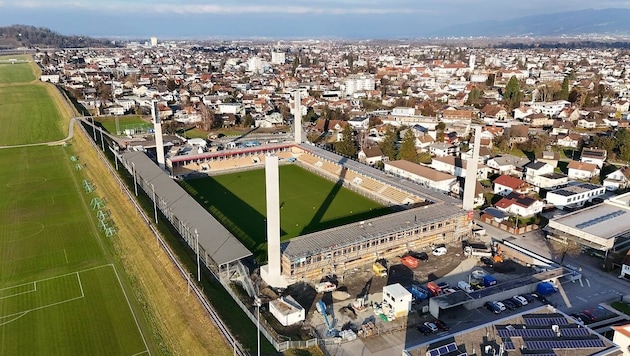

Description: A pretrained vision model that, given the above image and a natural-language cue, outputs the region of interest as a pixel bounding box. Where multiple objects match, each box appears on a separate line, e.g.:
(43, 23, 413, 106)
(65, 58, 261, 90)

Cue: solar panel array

(525, 353, 557, 356)
(498, 327, 590, 338)
(550, 189, 573, 197)
(428, 342, 458, 356)
(523, 316, 569, 326)
(576, 210, 626, 229)
(525, 339, 606, 349)
(504, 341, 515, 350)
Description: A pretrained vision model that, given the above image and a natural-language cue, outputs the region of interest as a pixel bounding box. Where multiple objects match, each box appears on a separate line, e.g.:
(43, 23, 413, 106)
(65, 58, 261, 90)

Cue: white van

(458, 280, 473, 293)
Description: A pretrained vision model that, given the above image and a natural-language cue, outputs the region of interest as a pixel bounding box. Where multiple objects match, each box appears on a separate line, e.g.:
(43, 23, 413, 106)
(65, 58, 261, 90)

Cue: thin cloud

(0, 1, 423, 15)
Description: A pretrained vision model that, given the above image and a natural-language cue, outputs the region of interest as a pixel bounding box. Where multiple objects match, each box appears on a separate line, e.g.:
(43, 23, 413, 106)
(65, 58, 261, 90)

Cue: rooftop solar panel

(525, 339, 605, 350)
(559, 327, 590, 337)
(523, 317, 568, 326)
(428, 342, 458, 356)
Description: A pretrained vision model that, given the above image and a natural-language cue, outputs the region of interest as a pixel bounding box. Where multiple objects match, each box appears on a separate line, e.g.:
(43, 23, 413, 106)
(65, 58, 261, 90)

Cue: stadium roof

(121, 151, 252, 266)
(282, 203, 465, 261)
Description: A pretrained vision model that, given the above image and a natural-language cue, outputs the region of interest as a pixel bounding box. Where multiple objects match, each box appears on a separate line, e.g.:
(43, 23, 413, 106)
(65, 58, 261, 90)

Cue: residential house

(536, 151, 560, 168)
(481, 104, 509, 120)
(486, 154, 530, 177)
(255, 112, 284, 128)
(531, 172, 570, 190)
(508, 125, 530, 146)
(384, 160, 457, 193)
(493, 175, 532, 196)
(555, 133, 582, 148)
(358, 146, 386, 166)
(546, 182, 606, 209)
(430, 156, 489, 180)
(513, 106, 535, 120)
(567, 160, 600, 180)
(524, 113, 554, 127)
(524, 161, 554, 186)
(429, 142, 459, 157)
(580, 147, 607, 168)
(551, 120, 574, 135)
(577, 117, 598, 129)
(495, 192, 544, 218)
(603, 166, 630, 190)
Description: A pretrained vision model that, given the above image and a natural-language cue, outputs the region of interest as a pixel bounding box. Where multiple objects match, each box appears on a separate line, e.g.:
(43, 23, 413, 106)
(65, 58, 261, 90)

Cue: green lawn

(93, 115, 151, 135)
(0, 62, 36, 83)
(0, 146, 152, 355)
(180, 165, 391, 260)
(182, 127, 209, 139)
(0, 84, 65, 145)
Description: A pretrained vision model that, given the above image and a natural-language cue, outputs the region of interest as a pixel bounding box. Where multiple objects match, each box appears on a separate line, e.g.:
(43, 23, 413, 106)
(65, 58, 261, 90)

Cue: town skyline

(2, 1, 630, 39)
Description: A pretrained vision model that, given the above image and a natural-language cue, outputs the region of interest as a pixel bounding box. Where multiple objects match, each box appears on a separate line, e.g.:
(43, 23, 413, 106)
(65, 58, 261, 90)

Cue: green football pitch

(0, 146, 151, 355)
(0, 59, 154, 355)
(180, 164, 392, 259)
(93, 115, 152, 136)
(0, 57, 36, 83)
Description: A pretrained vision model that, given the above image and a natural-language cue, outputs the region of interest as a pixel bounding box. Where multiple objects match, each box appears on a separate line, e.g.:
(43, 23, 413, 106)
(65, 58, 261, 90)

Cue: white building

(612, 323, 630, 356)
(271, 52, 286, 65)
(344, 74, 375, 95)
(218, 103, 244, 115)
(530, 100, 570, 117)
(269, 296, 305, 326)
(150, 37, 158, 47)
(384, 160, 456, 194)
(546, 182, 606, 209)
(382, 284, 412, 318)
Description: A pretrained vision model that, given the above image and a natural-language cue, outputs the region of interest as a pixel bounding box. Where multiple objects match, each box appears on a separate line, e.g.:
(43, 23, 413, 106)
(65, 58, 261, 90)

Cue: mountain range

(433, 8, 630, 38)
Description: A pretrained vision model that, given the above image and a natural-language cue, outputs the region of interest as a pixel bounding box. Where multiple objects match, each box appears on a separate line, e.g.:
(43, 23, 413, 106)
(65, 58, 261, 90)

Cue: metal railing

(77, 120, 248, 356)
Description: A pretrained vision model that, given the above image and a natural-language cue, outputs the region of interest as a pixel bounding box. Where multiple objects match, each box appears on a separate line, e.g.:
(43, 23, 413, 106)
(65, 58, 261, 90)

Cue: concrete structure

(384, 160, 456, 194)
(271, 52, 286, 65)
(612, 323, 630, 356)
(261, 154, 287, 288)
(382, 284, 412, 318)
(463, 126, 481, 210)
(546, 182, 605, 209)
(269, 296, 305, 326)
(151, 100, 165, 169)
(621, 249, 630, 279)
(150, 36, 157, 47)
(294, 91, 302, 144)
(546, 192, 630, 253)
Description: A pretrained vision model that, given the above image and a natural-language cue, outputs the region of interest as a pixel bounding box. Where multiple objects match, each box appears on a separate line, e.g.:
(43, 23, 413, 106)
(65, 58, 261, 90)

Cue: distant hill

(0, 25, 117, 49)
(433, 8, 630, 38)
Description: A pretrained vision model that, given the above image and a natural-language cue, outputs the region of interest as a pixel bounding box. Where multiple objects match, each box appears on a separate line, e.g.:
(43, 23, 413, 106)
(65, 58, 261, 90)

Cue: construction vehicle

(316, 300, 336, 337)
(372, 262, 387, 277)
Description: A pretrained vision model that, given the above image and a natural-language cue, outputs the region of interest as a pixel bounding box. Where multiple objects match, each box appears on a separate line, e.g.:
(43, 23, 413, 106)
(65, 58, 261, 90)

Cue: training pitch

(181, 164, 391, 259)
(0, 60, 154, 355)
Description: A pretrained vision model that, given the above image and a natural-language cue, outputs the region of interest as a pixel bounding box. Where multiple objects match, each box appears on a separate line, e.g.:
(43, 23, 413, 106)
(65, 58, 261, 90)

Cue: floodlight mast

(195, 229, 200, 282)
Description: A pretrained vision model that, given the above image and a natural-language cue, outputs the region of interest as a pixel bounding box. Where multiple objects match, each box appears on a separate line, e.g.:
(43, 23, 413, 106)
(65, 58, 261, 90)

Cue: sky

(1, 0, 630, 39)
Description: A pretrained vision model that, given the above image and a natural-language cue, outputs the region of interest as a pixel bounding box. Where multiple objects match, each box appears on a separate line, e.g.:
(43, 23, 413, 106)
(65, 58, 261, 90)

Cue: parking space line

(557, 283, 572, 308)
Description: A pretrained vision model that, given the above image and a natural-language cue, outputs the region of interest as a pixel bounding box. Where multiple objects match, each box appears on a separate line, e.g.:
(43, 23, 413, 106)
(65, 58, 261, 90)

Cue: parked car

(495, 301, 507, 311)
(433, 319, 449, 331)
(511, 295, 529, 306)
(437, 282, 450, 290)
(424, 322, 439, 333)
(417, 324, 432, 335)
(571, 313, 591, 324)
(521, 293, 536, 303)
(432, 247, 447, 256)
(502, 299, 518, 310)
(531, 293, 552, 305)
(480, 256, 494, 267)
(471, 269, 487, 279)
(409, 251, 429, 261)
(484, 301, 502, 314)
(443, 288, 458, 295)
(581, 310, 597, 322)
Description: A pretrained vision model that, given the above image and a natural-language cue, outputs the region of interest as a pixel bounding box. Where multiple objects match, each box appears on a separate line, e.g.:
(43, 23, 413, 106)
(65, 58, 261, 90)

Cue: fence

(77, 119, 248, 356)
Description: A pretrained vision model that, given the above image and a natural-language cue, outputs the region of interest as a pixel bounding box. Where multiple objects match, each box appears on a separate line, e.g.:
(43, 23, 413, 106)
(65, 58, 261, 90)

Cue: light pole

(131, 162, 138, 196)
(151, 183, 158, 224)
(195, 229, 200, 282)
(254, 296, 261, 356)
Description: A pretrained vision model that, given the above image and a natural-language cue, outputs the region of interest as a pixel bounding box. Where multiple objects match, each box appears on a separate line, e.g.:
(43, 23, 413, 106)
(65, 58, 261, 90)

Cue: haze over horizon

(2, 1, 630, 39)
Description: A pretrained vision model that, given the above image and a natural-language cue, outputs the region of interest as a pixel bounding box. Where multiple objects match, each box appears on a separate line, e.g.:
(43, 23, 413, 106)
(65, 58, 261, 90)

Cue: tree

(466, 87, 482, 105)
(242, 113, 254, 128)
(485, 73, 495, 87)
(397, 129, 418, 162)
(436, 121, 446, 143)
(335, 125, 357, 157)
(503, 76, 523, 111)
(291, 57, 300, 76)
(559, 76, 570, 101)
(379, 128, 398, 161)
(166, 78, 178, 92)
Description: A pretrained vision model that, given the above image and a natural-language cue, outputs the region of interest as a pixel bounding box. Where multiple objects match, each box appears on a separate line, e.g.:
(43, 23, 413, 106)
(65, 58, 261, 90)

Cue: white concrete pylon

(152, 100, 165, 169)
(463, 125, 481, 211)
(294, 91, 302, 144)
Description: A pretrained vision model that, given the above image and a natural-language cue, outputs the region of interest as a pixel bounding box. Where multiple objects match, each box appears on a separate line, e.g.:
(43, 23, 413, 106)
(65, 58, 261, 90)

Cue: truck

(482, 275, 497, 287)
(536, 281, 558, 296)
(315, 281, 337, 293)
(372, 262, 388, 277)
(426, 282, 443, 297)
(401, 255, 419, 269)
(457, 280, 473, 293)
(463, 240, 492, 257)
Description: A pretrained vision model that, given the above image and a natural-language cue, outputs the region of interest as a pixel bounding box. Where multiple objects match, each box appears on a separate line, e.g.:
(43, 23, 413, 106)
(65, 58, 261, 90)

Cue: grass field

(0, 61, 36, 83)
(181, 164, 391, 259)
(94, 115, 152, 135)
(0, 146, 152, 355)
(0, 84, 66, 145)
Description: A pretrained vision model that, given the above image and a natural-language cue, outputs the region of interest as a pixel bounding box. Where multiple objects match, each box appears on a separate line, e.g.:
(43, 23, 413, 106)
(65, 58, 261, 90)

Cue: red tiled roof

(493, 175, 525, 189)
